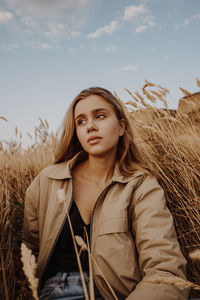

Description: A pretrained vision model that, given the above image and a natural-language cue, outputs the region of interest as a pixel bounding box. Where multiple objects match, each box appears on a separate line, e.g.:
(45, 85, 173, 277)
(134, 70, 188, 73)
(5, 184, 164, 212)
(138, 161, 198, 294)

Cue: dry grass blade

(0, 116, 8, 122)
(145, 92, 157, 103)
(157, 85, 170, 94)
(57, 189, 89, 300)
(35, 126, 42, 135)
(135, 90, 151, 108)
(149, 90, 162, 97)
(0, 248, 9, 300)
(158, 89, 167, 96)
(189, 249, 200, 261)
(196, 78, 200, 88)
(125, 100, 138, 109)
(179, 87, 192, 96)
(124, 88, 140, 103)
(34, 128, 38, 138)
(45, 119, 49, 129)
(89, 255, 118, 300)
(84, 228, 95, 300)
(75, 235, 95, 300)
(15, 126, 18, 136)
(27, 132, 33, 140)
(75, 230, 118, 300)
(113, 91, 121, 102)
(145, 276, 200, 290)
(145, 79, 155, 87)
(39, 117, 45, 128)
(0, 140, 3, 150)
(21, 243, 39, 300)
(148, 90, 168, 108)
(142, 80, 155, 91)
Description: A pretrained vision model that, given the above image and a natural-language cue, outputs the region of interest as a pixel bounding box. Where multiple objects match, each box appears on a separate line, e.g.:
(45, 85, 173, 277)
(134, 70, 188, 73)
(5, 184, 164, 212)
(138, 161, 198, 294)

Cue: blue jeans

(39, 271, 104, 300)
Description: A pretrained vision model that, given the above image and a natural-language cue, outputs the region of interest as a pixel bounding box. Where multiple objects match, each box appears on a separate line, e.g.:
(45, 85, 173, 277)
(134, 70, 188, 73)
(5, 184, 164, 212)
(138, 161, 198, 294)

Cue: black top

(43, 200, 90, 282)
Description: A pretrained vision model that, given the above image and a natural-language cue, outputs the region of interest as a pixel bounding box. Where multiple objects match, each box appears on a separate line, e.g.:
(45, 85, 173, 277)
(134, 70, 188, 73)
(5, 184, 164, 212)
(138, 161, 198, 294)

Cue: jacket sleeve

(126, 174, 189, 300)
(22, 177, 40, 259)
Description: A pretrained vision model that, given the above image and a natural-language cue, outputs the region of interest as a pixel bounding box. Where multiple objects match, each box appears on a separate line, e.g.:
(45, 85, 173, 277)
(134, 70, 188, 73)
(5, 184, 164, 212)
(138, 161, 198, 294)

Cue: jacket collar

(47, 151, 144, 183)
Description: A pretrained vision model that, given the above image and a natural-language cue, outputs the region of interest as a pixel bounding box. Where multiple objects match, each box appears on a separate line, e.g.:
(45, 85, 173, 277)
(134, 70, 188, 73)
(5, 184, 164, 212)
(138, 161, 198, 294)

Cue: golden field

(0, 80, 200, 299)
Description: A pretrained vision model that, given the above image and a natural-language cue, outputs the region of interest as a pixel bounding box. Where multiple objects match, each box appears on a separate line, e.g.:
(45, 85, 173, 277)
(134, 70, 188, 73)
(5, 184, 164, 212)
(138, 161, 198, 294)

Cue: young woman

(22, 87, 189, 300)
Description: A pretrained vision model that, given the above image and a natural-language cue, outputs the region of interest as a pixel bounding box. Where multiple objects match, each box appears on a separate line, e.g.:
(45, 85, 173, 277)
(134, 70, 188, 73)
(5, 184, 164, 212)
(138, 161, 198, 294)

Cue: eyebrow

(75, 108, 109, 120)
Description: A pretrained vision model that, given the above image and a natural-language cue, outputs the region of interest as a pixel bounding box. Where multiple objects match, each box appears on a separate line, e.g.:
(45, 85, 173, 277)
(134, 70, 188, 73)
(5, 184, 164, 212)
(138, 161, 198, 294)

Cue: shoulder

(128, 171, 164, 202)
(39, 162, 69, 179)
(27, 161, 70, 194)
(128, 170, 159, 187)
(38, 160, 71, 180)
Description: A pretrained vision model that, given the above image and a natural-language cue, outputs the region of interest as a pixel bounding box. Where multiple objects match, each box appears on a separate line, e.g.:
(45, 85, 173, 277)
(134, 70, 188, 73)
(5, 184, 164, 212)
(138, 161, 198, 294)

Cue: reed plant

(0, 80, 200, 299)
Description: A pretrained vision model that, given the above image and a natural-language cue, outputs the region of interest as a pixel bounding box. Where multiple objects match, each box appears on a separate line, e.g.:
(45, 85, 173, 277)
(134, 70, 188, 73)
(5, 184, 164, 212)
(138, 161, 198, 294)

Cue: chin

(87, 147, 117, 158)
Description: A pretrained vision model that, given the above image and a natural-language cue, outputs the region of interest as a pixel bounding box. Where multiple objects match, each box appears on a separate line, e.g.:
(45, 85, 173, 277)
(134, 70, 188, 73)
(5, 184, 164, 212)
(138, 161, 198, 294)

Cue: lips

(87, 136, 102, 143)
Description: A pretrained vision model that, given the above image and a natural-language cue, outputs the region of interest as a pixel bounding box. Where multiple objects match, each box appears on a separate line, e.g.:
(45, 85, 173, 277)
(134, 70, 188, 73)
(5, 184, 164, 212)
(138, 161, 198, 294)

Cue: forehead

(74, 94, 114, 117)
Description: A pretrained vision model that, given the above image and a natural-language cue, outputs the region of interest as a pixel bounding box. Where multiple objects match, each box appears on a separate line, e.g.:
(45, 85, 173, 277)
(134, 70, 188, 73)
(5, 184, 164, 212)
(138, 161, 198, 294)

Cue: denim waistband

(44, 271, 89, 285)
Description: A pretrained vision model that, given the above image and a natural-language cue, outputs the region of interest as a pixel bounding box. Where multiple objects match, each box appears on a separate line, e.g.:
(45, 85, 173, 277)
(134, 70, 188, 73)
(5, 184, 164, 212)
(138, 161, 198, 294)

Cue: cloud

(23, 41, 57, 50)
(122, 3, 157, 34)
(175, 19, 190, 30)
(175, 13, 200, 29)
(104, 45, 116, 52)
(86, 3, 155, 40)
(20, 16, 38, 30)
(148, 20, 156, 27)
(0, 0, 94, 47)
(0, 10, 13, 23)
(120, 65, 139, 72)
(45, 23, 65, 38)
(0, 43, 19, 51)
(2, 0, 94, 17)
(87, 20, 119, 39)
(123, 4, 148, 22)
(135, 25, 147, 33)
(150, 46, 157, 51)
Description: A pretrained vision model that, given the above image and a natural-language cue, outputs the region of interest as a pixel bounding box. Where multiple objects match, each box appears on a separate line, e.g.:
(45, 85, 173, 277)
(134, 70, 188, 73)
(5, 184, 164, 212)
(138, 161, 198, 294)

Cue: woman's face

(74, 95, 125, 158)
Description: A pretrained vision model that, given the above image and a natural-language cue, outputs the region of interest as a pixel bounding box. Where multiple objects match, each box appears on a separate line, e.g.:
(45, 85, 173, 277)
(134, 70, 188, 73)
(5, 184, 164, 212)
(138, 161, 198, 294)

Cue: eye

(77, 119, 86, 125)
(96, 113, 105, 119)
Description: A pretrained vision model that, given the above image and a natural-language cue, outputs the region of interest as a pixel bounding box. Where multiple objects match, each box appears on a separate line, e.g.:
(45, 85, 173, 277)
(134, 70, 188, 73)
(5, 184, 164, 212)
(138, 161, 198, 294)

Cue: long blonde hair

(54, 87, 150, 176)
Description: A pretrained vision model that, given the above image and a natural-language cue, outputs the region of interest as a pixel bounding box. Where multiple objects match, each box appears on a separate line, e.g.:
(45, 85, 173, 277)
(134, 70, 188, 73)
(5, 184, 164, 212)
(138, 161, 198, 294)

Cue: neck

(86, 152, 117, 185)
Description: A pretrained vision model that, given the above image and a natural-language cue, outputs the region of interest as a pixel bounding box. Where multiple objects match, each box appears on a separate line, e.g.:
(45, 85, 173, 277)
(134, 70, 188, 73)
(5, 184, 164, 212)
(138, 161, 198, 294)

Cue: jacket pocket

(98, 217, 128, 236)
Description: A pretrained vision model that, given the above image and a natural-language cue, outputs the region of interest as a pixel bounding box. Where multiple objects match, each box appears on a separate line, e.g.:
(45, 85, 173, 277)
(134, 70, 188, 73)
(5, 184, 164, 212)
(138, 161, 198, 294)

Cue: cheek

(106, 120, 121, 136)
(75, 128, 83, 143)
(76, 127, 87, 147)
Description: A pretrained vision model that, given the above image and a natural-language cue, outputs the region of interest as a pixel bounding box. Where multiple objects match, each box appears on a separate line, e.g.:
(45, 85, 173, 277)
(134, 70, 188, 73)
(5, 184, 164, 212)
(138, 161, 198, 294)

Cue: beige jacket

(22, 153, 189, 299)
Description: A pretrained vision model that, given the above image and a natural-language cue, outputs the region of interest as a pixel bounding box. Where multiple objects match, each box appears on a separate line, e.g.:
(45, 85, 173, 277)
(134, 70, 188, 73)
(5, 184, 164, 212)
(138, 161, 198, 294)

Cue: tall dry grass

(0, 80, 200, 299)
(125, 80, 200, 298)
(0, 119, 57, 299)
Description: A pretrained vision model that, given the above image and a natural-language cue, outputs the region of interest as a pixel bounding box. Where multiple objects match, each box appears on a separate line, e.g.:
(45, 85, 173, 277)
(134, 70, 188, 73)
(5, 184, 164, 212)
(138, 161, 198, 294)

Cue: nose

(87, 119, 97, 133)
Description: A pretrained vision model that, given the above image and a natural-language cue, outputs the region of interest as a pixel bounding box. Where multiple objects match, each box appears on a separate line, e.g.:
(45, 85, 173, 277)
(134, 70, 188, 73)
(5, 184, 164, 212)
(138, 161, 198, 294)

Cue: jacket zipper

(89, 180, 115, 250)
(39, 180, 115, 294)
(39, 181, 74, 291)
(89, 181, 115, 300)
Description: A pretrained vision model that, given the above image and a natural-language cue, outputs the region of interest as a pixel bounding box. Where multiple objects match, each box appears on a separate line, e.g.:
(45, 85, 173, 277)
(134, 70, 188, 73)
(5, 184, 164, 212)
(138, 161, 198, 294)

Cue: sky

(0, 0, 200, 147)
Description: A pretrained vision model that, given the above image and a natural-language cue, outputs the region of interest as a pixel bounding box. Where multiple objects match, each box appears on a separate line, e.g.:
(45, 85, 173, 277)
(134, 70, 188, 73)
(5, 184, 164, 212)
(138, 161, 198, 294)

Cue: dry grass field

(0, 80, 200, 299)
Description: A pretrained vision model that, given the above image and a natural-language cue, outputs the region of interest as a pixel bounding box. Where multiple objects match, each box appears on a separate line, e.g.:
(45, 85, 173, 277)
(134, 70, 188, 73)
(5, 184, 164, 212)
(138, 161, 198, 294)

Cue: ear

(119, 119, 126, 136)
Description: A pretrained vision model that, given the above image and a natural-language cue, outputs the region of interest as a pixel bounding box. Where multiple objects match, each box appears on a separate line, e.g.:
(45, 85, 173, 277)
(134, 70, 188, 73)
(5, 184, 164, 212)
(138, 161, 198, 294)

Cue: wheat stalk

(38, 117, 45, 129)
(0, 116, 8, 122)
(196, 78, 200, 88)
(57, 189, 90, 300)
(145, 276, 200, 290)
(157, 85, 169, 94)
(189, 249, 200, 261)
(179, 87, 192, 96)
(21, 243, 39, 300)
(75, 235, 118, 300)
